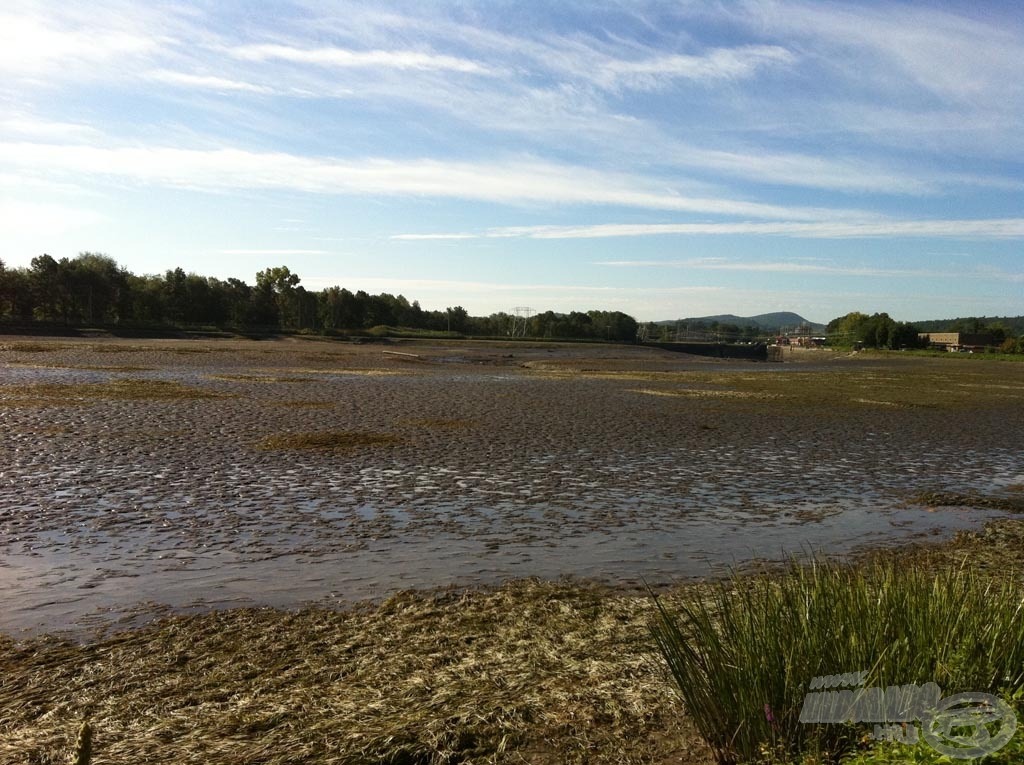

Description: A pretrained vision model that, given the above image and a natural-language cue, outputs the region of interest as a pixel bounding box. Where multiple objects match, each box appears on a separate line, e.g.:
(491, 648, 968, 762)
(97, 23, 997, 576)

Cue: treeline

(913, 315, 1024, 337)
(0, 253, 639, 342)
(828, 311, 1024, 352)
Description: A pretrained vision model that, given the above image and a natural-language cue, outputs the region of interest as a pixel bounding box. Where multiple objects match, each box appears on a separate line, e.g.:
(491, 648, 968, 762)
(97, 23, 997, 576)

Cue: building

(918, 332, 995, 352)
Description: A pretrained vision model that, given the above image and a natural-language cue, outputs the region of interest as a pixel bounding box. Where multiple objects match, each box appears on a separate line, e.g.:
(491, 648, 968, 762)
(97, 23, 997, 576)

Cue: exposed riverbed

(2, 337, 1022, 634)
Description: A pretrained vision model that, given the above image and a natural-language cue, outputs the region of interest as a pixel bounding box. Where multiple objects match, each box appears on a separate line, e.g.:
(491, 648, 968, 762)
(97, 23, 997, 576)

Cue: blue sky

(1, 0, 1022, 323)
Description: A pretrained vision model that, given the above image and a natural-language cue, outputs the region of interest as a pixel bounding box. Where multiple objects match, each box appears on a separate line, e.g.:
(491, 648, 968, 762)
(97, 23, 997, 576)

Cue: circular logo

(921, 692, 1018, 759)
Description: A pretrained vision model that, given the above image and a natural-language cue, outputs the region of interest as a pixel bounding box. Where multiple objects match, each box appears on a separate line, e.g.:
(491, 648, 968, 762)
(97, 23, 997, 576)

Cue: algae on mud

(0, 378, 231, 406)
(257, 430, 405, 452)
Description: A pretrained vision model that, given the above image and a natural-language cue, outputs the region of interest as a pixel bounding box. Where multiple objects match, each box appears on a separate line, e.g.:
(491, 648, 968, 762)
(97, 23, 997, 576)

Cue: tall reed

(650, 559, 1024, 764)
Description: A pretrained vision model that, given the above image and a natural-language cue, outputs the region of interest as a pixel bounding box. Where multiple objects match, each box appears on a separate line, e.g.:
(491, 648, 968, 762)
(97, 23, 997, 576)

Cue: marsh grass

(650, 558, 1024, 764)
(258, 430, 404, 452)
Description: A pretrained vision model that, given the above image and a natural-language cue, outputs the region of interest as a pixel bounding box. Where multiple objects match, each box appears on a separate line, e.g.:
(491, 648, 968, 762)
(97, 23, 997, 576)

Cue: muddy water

(1, 351, 1022, 634)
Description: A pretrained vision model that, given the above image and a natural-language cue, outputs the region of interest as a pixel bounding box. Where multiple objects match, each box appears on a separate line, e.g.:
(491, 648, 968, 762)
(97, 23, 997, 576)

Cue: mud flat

(1, 336, 1022, 635)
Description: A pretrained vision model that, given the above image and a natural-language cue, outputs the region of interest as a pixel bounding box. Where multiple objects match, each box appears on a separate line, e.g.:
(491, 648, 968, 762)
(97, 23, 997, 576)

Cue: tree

(255, 266, 302, 328)
(446, 305, 469, 333)
(30, 254, 75, 323)
(69, 253, 125, 323)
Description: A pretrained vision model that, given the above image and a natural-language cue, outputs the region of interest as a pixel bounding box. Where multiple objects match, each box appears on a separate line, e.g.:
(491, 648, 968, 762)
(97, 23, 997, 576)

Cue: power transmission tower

(511, 306, 534, 337)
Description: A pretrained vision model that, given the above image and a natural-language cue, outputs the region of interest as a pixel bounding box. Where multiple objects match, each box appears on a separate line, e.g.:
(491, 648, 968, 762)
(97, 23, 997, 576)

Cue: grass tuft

(650, 558, 1024, 764)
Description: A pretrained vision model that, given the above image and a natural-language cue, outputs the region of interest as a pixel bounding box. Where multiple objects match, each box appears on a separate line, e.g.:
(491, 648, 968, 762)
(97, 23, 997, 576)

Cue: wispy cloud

(394, 219, 1024, 241)
(217, 249, 330, 256)
(0, 114, 99, 140)
(229, 43, 490, 74)
(299, 275, 724, 295)
(147, 69, 274, 94)
(0, 141, 878, 221)
(597, 45, 795, 90)
(0, 5, 163, 80)
(595, 257, 1024, 283)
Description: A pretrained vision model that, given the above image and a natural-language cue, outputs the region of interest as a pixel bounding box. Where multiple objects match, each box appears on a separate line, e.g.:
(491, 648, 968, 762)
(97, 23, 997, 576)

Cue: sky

(1, 1, 1022, 323)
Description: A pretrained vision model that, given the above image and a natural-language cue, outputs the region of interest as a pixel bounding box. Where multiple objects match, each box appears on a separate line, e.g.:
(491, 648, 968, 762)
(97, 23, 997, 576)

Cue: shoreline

(3, 517, 1022, 764)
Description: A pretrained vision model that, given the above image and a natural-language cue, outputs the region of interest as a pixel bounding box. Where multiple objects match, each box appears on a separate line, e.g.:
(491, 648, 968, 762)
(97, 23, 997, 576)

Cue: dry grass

(0, 580, 708, 765)
(258, 430, 405, 452)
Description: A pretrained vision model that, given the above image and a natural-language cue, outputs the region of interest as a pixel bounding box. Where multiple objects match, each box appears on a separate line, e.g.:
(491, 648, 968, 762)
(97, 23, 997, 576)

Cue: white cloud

(0, 141, 877, 221)
(147, 70, 273, 94)
(229, 43, 490, 74)
(391, 233, 479, 241)
(395, 219, 1024, 241)
(0, 115, 99, 140)
(0, 6, 160, 79)
(598, 45, 795, 90)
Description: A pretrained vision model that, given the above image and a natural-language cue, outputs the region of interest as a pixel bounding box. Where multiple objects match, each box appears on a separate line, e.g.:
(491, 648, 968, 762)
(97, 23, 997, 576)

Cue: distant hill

(913, 315, 1024, 335)
(656, 312, 826, 332)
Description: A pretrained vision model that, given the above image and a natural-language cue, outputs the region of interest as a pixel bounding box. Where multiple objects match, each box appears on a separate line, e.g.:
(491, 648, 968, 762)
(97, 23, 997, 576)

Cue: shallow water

(1, 348, 1022, 634)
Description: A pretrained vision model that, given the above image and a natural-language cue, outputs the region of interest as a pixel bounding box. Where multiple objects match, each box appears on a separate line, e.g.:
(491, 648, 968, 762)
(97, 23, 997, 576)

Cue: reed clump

(650, 557, 1024, 764)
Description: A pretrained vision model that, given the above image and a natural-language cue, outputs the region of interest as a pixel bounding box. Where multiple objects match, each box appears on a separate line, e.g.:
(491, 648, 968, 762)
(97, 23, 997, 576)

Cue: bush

(650, 559, 1024, 764)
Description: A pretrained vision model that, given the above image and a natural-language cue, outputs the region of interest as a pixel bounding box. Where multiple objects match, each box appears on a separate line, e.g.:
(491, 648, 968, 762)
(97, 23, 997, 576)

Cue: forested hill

(913, 316, 1024, 334)
(658, 312, 825, 332)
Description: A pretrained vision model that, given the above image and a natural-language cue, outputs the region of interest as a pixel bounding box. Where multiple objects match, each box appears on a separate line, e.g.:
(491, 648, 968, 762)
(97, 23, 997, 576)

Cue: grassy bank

(3, 521, 1024, 764)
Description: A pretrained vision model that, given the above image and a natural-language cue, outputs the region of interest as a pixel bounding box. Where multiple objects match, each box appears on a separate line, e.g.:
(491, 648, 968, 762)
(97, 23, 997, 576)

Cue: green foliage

(650, 559, 1024, 765)
(827, 312, 926, 350)
(526, 309, 639, 341)
(999, 336, 1024, 354)
(1, 254, 641, 341)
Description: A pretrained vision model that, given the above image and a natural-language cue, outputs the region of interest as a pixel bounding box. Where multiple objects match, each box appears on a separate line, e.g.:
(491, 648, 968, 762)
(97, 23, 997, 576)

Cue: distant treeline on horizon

(0, 253, 640, 341)
(1, 253, 1020, 349)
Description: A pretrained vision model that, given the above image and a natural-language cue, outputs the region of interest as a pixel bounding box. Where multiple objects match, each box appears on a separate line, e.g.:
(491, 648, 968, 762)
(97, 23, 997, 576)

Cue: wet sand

(1, 336, 1022, 634)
